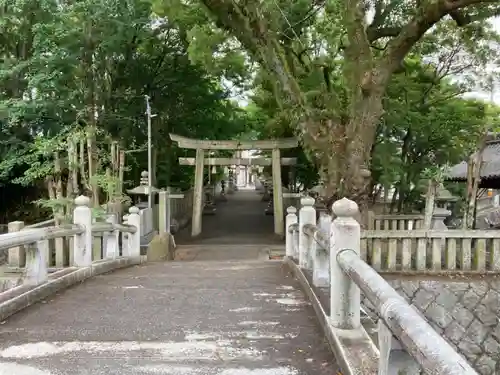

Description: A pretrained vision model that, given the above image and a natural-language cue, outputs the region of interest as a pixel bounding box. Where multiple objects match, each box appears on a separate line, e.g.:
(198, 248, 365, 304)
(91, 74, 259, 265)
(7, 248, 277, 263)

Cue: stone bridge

(0, 186, 497, 374)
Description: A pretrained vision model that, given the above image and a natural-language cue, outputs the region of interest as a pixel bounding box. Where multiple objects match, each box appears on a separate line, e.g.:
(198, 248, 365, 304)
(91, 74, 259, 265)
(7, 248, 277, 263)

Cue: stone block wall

(361, 279, 500, 375)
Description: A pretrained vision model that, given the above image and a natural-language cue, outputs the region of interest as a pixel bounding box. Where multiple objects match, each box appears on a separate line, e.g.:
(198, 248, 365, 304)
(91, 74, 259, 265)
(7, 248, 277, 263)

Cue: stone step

(174, 244, 285, 261)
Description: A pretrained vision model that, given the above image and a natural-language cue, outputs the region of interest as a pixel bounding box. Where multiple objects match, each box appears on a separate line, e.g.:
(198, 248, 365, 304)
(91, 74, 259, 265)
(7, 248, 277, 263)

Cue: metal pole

(145, 95, 153, 208)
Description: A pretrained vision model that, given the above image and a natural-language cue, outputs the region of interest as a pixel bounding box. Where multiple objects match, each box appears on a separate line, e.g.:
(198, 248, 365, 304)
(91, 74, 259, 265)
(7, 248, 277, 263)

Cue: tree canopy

(0, 0, 249, 222)
(1, 0, 500, 223)
(154, 0, 500, 207)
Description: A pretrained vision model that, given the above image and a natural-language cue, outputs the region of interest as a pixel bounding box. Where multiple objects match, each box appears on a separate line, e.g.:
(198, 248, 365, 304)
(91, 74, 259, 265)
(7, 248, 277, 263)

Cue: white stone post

(73, 195, 93, 267)
(24, 240, 48, 286)
(330, 197, 361, 329)
(285, 206, 298, 258)
(104, 214, 119, 259)
(8, 221, 25, 267)
(127, 206, 141, 257)
(313, 211, 331, 287)
(298, 196, 315, 269)
(121, 213, 130, 257)
(159, 188, 170, 235)
(378, 320, 420, 375)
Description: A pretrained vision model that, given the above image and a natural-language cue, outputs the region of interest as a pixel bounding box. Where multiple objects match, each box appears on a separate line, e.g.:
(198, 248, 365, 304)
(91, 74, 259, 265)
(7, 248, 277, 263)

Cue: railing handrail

(337, 248, 476, 375)
(25, 219, 56, 228)
(112, 223, 137, 234)
(285, 197, 481, 375)
(91, 223, 114, 234)
(0, 225, 84, 251)
(303, 223, 329, 251)
(372, 213, 424, 220)
(0, 217, 142, 251)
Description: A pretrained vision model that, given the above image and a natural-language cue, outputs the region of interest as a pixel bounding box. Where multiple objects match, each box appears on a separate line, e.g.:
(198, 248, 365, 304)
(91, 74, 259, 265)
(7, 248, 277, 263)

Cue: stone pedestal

(431, 207, 451, 230)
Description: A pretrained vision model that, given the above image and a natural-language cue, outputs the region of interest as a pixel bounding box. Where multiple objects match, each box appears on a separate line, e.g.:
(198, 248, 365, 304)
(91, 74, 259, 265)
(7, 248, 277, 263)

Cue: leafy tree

(0, 0, 248, 221)
(372, 57, 488, 212)
(153, 0, 500, 208)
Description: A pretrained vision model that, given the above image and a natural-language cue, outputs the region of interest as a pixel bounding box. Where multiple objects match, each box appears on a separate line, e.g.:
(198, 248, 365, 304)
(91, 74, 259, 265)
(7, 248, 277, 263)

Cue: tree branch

(367, 26, 401, 42)
(343, 0, 373, 92)
(374, 0, 499, 82)
(200, 0, 306, 108)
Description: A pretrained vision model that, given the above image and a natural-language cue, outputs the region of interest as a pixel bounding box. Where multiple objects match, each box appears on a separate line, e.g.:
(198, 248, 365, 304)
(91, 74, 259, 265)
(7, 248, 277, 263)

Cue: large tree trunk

(307, 92, 385, 213)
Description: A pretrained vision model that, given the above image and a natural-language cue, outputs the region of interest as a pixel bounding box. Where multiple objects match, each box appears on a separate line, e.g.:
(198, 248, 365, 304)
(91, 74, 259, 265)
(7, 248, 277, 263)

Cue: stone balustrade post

(24, 239, 48, 286)
(8, 221, 25, 267)
(121, 213, 130, 256)
(298, 196, 316, 269)
(104, 214, 119, 259)
(292, 226, 299, 259)
(127, 206, 141, 258)
(378, 319, 420, 375)
(73, 195, 93, 267)
(285, 206, 298, 258)
(313, 210, 331, 287)
(330, 197, 361, 329)
(159, 188, 169, 235)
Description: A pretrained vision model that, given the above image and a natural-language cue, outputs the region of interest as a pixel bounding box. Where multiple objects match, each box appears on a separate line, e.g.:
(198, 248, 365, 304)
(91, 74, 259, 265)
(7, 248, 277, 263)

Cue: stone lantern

(127, 171, 160, 209)
(422, 183, 458, 229)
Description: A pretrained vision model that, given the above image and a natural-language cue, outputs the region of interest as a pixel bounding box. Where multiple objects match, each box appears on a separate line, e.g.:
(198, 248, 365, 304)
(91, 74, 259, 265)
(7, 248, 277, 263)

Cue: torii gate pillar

(192, 148, 205, 237)
(170, 134, 298, 237)
(272, 148, 284, 236)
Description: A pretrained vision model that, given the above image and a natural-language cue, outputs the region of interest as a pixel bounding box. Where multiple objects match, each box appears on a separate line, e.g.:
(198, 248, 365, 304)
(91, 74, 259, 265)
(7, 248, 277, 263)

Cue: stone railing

(368, 212, 425, 230)
(6, 219, 56, 267)
(362, 230, 500, 273)
(158, 188, 194, 234)
(172, 189, 194, 222)
(7, 206, 145, 269)
(288, 200, 500, 274)
(285, 196, 478, 375)
(0, 195, 143, 320)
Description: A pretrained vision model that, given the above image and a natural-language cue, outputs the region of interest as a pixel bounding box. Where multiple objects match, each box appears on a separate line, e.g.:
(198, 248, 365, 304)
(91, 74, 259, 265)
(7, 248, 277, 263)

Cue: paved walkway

(0, 261, 338, 374)
(174, 188, 284, 261)
(176, 188, 281, 246)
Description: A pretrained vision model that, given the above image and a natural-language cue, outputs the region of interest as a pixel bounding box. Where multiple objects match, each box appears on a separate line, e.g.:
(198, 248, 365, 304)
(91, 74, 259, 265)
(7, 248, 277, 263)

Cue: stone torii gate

(170, 134, 298, 237)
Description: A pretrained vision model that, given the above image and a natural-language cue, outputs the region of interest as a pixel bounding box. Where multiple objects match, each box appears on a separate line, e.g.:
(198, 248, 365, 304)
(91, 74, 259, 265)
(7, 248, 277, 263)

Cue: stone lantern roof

(435, 184, 458, 202)
(127, 171, 160, 195)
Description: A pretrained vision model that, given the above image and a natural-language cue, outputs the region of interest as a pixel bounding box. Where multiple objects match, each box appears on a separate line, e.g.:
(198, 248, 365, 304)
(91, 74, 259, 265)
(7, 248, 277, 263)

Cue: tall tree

(154, 0, 500, 209)
(0, 0, 248, 221)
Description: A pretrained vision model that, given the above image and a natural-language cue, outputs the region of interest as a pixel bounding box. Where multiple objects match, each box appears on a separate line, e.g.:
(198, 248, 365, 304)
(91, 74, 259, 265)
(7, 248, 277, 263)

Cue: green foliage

(0, 0, 250, 221)
(152, 0, 500, 200)
(371, 57, 490, 211)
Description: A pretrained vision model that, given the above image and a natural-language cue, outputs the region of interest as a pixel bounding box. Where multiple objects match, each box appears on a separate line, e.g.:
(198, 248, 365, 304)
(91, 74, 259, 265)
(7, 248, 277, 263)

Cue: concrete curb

(285, 257, 379, 375)
(0, 256, 144, 322)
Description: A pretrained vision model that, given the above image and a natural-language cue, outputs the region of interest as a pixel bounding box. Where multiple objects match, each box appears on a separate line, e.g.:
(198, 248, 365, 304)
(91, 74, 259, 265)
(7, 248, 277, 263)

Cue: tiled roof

(448, 139, 500, 180)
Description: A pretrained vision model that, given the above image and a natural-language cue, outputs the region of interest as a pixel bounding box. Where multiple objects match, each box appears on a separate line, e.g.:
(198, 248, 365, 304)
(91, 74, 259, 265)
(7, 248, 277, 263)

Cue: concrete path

(176, 188, 281, 246)
(0, 260, 338, 375)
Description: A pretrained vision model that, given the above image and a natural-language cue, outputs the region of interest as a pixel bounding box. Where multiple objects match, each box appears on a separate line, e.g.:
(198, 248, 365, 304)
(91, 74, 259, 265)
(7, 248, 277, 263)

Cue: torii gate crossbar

(169, 134, 299, 237)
